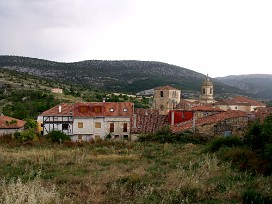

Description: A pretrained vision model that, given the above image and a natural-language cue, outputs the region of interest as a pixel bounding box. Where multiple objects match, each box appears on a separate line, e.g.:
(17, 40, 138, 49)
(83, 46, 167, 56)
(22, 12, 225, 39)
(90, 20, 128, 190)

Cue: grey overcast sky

(0, 0, 272, 77)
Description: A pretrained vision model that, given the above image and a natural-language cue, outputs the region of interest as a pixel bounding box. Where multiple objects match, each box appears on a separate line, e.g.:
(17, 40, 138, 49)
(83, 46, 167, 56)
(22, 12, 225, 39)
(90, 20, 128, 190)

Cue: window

(123, 123, 128, 132)
(78, 122, 83, 128)
(123, 108, 128, 112)
(94, 106, 102, 113)
(109, 108, 114, 112)
(110, 123, 114, 132)
(62, 124, 68, 130)
(160, 91, 164, 97)
(210, 88, 213, 95)
(79, 106, 88, 113)
(95, 122, 101, 128)
(202, 88, 205, 94)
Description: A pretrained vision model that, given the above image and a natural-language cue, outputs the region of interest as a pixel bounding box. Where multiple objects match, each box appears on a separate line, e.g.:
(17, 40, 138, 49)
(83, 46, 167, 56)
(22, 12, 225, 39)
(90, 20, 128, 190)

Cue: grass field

(0, 140, 272, 203)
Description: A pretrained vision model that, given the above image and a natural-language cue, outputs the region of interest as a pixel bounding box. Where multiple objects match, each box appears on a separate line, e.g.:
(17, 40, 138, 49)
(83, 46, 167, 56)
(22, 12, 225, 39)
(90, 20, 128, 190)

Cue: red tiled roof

(41, 103, 74, 116)
(215, 96, 266, 107)
(171, 110, 248, 133)
(0, 116, 26, 129)
(131, 108, 168, 134)
(40, 102, 133, 117)
(74, 102, 133, 117)
(190, 105, 223, 112)
(154, 85, 179, 90)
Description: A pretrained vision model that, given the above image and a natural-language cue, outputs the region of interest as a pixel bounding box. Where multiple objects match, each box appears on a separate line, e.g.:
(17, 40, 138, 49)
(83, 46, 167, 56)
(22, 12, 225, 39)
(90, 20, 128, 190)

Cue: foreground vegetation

(0, 135, 272, 204)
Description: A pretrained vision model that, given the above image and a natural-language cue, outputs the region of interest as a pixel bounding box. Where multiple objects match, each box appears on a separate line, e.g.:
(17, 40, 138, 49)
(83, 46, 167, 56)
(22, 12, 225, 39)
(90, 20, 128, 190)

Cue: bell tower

(152, 85, 181, 115)
(200, 74, 214, 104)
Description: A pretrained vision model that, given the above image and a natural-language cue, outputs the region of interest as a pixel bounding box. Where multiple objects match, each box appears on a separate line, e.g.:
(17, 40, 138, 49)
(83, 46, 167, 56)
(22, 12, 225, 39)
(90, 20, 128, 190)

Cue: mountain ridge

(0, 55, 256, 98)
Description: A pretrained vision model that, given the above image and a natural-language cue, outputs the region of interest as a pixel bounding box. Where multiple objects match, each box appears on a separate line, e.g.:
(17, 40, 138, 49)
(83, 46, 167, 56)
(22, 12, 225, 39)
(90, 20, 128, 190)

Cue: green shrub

(242, 189, 271, 204)
(46, 130, 71, 144)
(221, 147, 269, 174)
(207, 136, 243, 152)
(13, 129, 36, 142)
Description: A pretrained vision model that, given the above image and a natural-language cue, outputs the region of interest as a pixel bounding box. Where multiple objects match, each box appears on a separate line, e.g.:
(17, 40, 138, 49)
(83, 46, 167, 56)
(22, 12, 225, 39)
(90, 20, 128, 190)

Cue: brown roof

(74, 102, 133, 117)
(40, 102, 133, 117)
(0, 116, 26, 129)
(171, 110, 248, 133)
(154, 85, 179, 90)
(41, 103, 74, 116)
(215, 96, 266, 107)
(190, 105, 223, 112)
(131, 108, 168, 134)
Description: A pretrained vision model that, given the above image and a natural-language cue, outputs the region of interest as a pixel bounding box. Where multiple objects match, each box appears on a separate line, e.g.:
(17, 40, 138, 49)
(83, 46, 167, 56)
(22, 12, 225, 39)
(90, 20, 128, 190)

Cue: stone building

(152, 85, 181, 115)
(171, 110, 248, 138)
(200, 75, 214, 104)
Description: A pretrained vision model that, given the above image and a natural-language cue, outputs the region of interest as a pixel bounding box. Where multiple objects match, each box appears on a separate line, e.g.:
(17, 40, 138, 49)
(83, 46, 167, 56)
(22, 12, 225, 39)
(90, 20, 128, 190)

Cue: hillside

(216, 74, 272, 99)
(0, 56, 252, 98)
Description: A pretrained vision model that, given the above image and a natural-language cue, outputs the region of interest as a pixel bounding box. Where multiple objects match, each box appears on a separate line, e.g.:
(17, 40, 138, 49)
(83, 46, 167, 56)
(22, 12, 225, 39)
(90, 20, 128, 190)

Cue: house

(190, 105, 224, 119)
(0, 115, 26, 136)
(168, 110, 193, 126)
(51, 88, 63, 94)
(171, 110, 248, 137)
(215, 96, 266, 113)
(38, 102, 133, 142)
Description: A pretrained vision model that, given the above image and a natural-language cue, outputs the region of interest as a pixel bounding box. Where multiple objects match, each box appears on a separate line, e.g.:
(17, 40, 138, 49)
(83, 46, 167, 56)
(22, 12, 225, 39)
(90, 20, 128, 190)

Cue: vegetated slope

(216, 74, 272, 99)
(0, 55, 251, 97)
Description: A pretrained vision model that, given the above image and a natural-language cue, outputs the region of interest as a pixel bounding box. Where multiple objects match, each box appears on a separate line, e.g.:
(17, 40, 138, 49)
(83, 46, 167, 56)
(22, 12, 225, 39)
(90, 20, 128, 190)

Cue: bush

(13, 129, 36, 142)
(46, 130, 71, 144)
(242, 189, 272, 204)
(221, 147, 270, 175)
(207, 136, 243, 152)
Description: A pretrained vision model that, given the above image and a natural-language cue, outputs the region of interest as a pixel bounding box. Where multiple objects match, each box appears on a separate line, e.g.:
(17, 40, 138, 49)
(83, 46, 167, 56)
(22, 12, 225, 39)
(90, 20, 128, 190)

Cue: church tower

(152, 85, 181, 115)
(200, 75, 214, 104)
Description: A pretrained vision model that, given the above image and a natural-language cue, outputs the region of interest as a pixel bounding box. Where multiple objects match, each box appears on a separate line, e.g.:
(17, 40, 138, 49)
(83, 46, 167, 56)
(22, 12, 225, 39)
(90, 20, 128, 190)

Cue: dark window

(160, 91, 163, 97)
(93, 106, 102, 113)
(62, 124, 68, 130)
(123, 123, 128, 132)
(210, 88, 213, 94)
(202, 88, 205, 94)
(110, 123, 114, 133)
(79, 106, 88, 113)
(41, 131, 43, 135)
(123, 135, 129, 140)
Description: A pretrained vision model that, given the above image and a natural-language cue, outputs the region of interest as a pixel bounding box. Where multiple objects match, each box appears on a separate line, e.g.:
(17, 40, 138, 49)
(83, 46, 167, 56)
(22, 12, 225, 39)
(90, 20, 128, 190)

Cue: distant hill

(216, 74, 272, 99)
(0, 55, 253, 98)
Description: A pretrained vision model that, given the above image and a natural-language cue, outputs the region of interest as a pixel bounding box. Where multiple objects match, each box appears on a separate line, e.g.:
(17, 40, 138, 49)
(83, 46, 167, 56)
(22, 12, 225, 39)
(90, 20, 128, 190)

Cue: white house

(38, 102, 133, 142)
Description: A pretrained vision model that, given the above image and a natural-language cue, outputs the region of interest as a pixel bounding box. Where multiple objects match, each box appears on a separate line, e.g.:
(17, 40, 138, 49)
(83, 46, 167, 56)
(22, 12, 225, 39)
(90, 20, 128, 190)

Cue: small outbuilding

(0, 115, 26, 136)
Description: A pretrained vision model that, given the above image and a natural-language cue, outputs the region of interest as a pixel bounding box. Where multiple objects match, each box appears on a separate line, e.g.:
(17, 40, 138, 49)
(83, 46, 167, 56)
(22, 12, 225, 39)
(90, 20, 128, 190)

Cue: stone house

(37, 102, 133, 142)
(215, 96, 266, 113)
(171, 110, 248, 137)
(51, 88, 63, 94)
(0, 115, 26, 136)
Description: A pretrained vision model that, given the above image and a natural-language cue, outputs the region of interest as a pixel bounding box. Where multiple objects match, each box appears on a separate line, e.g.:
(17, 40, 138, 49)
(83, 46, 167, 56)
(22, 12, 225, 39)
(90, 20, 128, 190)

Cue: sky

(0, 0, 272, 77)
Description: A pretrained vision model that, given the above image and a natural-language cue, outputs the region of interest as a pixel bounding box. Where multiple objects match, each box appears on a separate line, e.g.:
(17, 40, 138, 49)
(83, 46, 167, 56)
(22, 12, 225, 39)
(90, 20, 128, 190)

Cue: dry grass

(0, 141, 271, 203)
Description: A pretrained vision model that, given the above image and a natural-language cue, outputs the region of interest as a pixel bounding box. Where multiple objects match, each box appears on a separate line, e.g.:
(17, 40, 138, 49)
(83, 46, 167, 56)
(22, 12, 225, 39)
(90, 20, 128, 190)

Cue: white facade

(72, 116, 130, 141)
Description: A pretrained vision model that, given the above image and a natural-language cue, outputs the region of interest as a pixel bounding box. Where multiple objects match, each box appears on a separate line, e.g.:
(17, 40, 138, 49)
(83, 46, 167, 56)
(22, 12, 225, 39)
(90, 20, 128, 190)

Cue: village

(2, 75, 270, 142)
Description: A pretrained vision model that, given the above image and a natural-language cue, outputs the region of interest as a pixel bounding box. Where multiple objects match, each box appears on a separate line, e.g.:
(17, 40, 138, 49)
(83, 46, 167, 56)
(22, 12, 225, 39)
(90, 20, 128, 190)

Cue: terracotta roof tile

(190, 105, 223, 112)
(41, 103, 74, 116)
(0, 116, 26, 129)
(215, 96, 266, 107)
(40, 102, 133, 117)
(171, 110, 248, 133)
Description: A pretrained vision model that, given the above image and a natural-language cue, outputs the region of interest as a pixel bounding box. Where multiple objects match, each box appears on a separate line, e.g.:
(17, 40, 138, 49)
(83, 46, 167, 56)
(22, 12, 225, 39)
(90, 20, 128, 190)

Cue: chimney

(102, 98, 106, 102)
(58, 105, 62, 113)
(171, 111, 175, 126)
